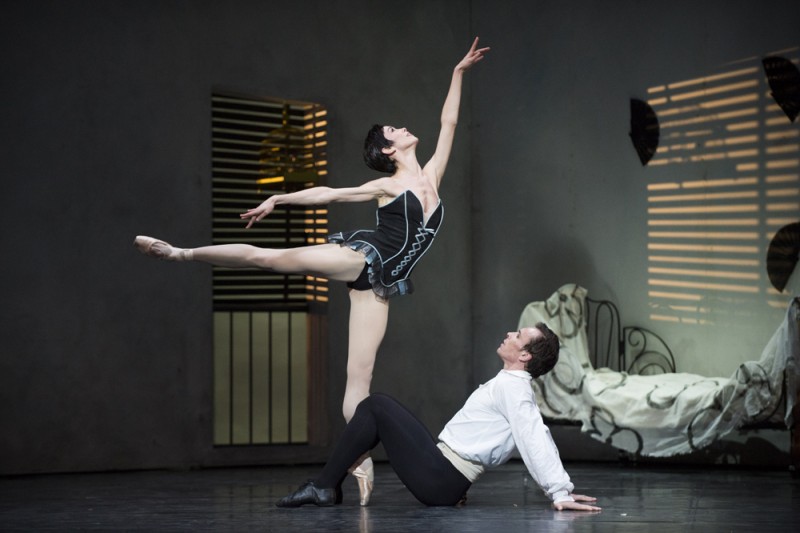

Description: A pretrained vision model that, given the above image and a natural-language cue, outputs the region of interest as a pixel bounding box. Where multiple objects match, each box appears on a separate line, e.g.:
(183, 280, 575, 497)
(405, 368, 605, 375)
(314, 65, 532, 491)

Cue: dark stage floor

(1, 461, 798, 532)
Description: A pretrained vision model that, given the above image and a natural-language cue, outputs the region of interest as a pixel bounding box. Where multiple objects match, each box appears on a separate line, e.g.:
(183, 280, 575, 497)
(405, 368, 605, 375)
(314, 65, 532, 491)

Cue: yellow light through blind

(211, 92, 329, 308)
(644, 49, 799, 325)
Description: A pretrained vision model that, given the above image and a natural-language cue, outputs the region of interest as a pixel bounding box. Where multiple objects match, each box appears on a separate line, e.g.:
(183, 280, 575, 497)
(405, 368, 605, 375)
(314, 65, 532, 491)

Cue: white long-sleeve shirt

(438, 369, 575, 503)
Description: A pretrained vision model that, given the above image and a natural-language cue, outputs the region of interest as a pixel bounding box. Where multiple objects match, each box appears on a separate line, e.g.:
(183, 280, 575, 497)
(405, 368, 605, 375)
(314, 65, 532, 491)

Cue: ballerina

(135, 37, 489, 506)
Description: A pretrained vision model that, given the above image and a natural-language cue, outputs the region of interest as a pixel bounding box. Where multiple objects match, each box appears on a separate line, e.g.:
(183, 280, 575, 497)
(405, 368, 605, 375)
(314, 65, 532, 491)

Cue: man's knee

(360, 392, 398, 414)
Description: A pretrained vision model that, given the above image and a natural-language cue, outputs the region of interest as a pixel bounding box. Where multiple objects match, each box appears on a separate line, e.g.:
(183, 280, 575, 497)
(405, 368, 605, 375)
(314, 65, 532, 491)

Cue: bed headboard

(586, 296, 676, 374)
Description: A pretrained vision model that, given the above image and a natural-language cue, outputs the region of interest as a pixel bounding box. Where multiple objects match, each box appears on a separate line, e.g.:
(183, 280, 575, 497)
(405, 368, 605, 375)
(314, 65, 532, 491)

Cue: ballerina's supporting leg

(343, 289, 388, 506)
(342, 289, 389, 419)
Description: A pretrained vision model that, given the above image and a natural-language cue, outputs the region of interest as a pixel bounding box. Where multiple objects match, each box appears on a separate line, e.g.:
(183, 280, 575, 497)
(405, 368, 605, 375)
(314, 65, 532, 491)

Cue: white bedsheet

(518, 284, 798, 457)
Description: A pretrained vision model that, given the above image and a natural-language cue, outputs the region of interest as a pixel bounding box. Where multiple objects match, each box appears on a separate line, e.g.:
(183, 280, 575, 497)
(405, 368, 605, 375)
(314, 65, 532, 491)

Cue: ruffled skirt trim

(328, 233, 413, 300)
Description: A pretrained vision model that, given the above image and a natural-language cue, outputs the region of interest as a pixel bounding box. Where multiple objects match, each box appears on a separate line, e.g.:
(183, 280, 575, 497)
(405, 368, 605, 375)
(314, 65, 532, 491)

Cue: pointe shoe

(134, 235, 192, 261)
(350, 458, 374, 507)
(275, 481, 338, 508)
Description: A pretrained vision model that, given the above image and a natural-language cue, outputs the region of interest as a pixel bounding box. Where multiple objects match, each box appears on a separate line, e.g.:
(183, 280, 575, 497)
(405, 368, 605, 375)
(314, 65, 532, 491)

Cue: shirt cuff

(551, 490, 574, 504)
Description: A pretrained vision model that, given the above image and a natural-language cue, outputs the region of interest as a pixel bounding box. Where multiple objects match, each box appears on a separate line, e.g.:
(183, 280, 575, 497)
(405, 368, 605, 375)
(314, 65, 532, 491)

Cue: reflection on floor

(1, 461, 798, 531)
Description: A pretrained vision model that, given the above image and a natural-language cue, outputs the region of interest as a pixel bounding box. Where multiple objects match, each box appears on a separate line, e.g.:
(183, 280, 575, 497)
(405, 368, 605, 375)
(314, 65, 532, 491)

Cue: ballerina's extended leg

(134, 236, 366, 280)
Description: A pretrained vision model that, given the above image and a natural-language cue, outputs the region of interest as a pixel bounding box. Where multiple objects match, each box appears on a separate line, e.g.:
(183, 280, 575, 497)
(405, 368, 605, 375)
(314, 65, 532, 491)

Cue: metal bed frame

(582, 295, 798, 473)
(585, 297, 675, 374)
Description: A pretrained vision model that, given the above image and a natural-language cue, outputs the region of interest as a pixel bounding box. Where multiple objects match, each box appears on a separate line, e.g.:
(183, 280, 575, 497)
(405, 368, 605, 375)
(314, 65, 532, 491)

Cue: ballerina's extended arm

(240, 178, 394, 228)
(424, 37, 490, 186)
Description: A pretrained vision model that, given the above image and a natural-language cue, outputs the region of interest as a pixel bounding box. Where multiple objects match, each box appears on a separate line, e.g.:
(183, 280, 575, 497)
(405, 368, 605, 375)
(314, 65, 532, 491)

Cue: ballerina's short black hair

(363, 124, 397, 174)
(524, 322, 560, 378)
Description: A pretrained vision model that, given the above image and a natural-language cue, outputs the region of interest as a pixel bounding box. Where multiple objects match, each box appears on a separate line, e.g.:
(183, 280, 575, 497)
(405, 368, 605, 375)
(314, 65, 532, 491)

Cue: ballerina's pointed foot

(350, 458, 374, 507)
(275, 481, 339, 508)
(134, 235, 192, 261)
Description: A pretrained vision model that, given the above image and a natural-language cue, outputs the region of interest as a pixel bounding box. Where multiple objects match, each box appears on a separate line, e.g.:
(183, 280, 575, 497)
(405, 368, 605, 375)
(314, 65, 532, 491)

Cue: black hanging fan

(762, 56, 800, 123)
(766, 221, 800, 293)
(629, 98, 660, 166)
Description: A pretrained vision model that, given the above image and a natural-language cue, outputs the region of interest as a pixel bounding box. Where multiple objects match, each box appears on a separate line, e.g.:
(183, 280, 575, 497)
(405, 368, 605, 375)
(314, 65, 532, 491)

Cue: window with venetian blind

(210, 91, 329, 446)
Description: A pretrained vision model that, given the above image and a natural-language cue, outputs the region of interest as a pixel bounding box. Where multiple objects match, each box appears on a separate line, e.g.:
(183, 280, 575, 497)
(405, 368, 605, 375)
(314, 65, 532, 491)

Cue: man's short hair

(363, 124, 397, 174)
(524, 322, 560, 378)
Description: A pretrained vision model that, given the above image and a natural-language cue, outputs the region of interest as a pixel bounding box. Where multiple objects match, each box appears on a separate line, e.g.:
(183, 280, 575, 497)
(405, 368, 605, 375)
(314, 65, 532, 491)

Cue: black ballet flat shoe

(276, 481, 338, 508)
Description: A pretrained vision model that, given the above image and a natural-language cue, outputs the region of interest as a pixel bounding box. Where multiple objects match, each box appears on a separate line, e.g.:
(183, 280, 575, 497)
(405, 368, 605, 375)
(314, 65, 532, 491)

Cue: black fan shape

(762, 56, 800, 123)
(767, 221, 800, 293)
(629, 98, 659, 166)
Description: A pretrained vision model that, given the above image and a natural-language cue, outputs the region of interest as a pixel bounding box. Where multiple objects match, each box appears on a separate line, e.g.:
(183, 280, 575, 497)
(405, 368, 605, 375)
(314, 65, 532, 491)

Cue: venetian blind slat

(211, 91, 329, 309)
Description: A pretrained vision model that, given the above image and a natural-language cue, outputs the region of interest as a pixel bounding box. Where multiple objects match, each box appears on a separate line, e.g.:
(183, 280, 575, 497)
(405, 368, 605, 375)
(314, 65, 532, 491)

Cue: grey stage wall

(468, 1, 799, 382)
(0, 0, 475, 475)
(1, 1, 797, 475)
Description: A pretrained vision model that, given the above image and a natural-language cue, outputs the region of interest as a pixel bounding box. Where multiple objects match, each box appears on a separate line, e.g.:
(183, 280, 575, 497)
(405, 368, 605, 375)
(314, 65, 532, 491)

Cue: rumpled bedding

(518, 284, 798, 457)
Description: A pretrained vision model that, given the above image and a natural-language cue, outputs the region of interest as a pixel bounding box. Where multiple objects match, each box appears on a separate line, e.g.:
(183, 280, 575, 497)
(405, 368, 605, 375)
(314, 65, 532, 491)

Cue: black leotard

(328, 190, 444, 299)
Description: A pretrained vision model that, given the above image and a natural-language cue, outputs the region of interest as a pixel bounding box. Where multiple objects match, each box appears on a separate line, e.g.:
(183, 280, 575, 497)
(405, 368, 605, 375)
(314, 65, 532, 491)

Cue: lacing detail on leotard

(391, 227, 436, 277)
